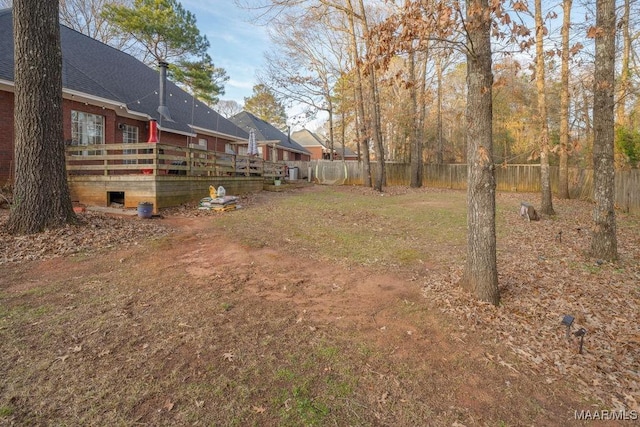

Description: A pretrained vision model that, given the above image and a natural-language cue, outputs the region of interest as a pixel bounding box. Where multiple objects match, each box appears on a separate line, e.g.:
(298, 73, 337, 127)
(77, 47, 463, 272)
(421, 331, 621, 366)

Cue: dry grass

(0, 185, 638, 426)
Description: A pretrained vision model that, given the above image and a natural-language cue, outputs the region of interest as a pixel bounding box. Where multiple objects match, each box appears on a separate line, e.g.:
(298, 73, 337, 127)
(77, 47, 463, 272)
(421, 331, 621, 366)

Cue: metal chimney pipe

(157, 61, 173, 121)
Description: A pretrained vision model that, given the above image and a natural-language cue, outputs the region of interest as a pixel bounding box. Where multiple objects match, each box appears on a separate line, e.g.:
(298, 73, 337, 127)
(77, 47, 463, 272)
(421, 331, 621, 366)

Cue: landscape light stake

(561, 315, 574, 340)
(574, 328, 587, 354)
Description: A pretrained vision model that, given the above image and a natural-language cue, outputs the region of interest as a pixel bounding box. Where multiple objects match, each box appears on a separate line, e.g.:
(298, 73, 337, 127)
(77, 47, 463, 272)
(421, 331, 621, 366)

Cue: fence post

(153, 144, 158, 176)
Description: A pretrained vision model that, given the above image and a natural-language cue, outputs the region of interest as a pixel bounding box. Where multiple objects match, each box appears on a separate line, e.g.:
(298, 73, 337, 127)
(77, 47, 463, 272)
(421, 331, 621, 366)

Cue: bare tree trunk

(616, 0, 630, 126)
(418, 50, 428, 165)
(535, 0, 555, 215)
(7, 0, 76, 234)
(347, 0, 372, 187)
(353, 85, 362, 161)
(340, 104, 346, 160)
(327, 100, 335, 161)
(558, 0, 572, 199)
(436, 56, 444, 165)
(460, 0, 499, 305)
(583, 88, 592, 152)
(346, 0, 371, 187)
(409, 49, 422, 187)
(357, 0, 385, 192)
(591, 0, 617, 261)
(370, 71, 385, 190)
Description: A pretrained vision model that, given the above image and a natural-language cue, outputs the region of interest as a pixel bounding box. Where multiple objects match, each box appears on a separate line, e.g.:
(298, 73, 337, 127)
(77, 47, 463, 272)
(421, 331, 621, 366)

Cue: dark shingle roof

(292, 129, 358, 157)
(0, 8, 248, 141)
(291, 129, 324, 147)
(0, 9, 15, 81)
(229, 111, 309, 155)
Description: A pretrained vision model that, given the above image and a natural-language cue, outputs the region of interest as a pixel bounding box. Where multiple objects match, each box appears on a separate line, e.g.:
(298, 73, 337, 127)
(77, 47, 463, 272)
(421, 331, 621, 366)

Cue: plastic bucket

(137, 202, 153, 218)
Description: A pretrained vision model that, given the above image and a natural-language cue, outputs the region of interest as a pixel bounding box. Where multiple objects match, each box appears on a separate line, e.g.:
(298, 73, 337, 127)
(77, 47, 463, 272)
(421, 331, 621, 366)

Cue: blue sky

(180, 1, 269, 105)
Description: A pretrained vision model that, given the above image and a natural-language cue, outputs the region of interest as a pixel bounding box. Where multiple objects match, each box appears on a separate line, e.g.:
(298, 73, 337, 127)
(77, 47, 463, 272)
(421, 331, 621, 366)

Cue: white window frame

(71, 110, 104, 155)
(122, 124, 139, 164)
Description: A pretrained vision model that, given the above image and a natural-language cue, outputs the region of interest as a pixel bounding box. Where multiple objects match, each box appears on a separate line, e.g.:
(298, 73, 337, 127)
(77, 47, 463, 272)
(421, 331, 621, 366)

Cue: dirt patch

(0, 186, 638, 426)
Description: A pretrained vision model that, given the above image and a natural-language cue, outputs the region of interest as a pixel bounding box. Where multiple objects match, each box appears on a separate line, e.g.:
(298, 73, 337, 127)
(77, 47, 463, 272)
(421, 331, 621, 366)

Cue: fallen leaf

(163, 400, 174, 411)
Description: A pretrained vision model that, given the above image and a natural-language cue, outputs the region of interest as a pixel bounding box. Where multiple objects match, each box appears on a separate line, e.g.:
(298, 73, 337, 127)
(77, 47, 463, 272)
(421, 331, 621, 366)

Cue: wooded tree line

(253, 0, 638, 169)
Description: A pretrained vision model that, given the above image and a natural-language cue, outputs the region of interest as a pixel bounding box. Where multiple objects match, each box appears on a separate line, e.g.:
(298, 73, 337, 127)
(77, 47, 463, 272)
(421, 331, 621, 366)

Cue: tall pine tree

(244, 84, 288, 130)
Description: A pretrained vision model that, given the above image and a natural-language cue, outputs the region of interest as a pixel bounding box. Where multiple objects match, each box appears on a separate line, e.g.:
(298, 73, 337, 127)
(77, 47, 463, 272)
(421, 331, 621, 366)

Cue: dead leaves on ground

(423, 193, 640, 412)
(1, 189, 638, 415)
(0, 210, 170, 264)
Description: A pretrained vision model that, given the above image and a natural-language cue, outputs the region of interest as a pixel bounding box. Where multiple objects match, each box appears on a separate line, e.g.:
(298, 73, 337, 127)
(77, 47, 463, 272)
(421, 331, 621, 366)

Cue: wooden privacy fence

(66, 143, 286, 179)
(285, 160, 640, 213)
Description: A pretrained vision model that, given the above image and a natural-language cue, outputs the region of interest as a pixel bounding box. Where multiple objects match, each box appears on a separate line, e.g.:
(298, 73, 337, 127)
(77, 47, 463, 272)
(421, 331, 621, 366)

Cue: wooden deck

(66, 143, 286, 212)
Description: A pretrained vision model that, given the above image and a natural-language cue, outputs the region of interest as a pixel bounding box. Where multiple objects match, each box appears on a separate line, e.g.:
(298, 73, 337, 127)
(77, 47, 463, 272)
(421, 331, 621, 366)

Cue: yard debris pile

(198, 195, 239, 212)
(162, 191, 275, 218)
(196, 185, 239, 212)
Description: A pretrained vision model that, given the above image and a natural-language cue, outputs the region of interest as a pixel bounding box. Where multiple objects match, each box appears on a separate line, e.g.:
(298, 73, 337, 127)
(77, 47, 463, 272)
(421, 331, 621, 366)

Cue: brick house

(229, 111, 310, 162)
(0, 8, 269, 208)
(291, 129, 358, 161)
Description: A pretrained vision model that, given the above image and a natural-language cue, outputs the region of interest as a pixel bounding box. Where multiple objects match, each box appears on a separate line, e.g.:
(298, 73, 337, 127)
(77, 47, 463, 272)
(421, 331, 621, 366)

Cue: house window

(198, 138, 207, 149)
(238, 145, 248, 156)
(283, 151, 289, 161)
(122, 124, 139, 164)
(71, 110, 104, 155)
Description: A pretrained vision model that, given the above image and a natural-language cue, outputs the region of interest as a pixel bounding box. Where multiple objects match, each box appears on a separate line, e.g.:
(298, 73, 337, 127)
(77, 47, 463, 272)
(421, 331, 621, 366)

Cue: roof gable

(230, 111, 310, 155)
(291, 128, 358, 158)
(291, 129, 326, 147)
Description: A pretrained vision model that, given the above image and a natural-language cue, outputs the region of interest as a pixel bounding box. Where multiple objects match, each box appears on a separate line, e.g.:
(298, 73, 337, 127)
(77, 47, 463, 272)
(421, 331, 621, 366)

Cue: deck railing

(65, 143, 286, 179)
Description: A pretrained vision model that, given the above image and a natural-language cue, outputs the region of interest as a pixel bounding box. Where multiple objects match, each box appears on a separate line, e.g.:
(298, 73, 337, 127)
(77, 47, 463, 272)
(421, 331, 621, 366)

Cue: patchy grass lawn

(0, 185, 638, 426)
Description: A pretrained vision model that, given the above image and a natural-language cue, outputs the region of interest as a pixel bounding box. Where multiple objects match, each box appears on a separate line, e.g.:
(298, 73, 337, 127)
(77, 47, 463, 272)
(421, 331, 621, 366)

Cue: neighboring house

(229, 112, 311, 162)
(0, 8, 250, 186)
(291, 129, 358, 161)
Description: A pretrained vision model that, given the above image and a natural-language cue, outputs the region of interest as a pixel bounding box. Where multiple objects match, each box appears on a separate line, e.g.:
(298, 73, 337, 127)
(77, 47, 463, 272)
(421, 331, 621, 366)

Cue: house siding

(0, 91, 248, 185)
(307, 146, 324, 160)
